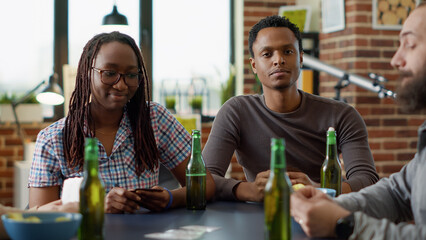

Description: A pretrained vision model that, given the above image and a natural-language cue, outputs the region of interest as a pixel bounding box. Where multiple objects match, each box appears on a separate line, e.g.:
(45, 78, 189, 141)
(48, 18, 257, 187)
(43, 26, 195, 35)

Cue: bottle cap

(328, 127, 335, 132)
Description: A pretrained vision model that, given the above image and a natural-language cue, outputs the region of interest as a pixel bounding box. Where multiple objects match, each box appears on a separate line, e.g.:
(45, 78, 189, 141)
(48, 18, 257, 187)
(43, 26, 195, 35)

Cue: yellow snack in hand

(292, 183, 305, 191)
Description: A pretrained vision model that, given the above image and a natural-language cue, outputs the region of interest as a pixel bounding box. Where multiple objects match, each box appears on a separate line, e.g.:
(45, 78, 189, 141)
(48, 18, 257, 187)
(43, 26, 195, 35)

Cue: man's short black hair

(249, 15, 303, 57)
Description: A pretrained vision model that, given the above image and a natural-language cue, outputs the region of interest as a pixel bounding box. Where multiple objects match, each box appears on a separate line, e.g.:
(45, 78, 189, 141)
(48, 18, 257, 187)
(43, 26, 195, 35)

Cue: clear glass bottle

(186, 130, 206, 210)
(264, 138, 291, 240)
(79, 138, 105, 240)
(321, 127, 342, 196)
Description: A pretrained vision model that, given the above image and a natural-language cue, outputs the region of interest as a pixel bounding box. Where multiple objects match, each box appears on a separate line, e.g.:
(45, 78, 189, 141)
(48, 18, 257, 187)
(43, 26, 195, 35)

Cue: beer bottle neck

(84, 160, 99, 177)
(270, 144, 286, 170)
(84, 138, 99, 177)
(326, 131, 338, 157)
(191, 134, 202, 156)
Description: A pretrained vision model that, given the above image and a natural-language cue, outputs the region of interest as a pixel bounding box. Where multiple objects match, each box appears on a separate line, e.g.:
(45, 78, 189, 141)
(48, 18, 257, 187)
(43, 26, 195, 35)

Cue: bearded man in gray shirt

(291, 3, 426, 239)
(203, 15, 379, 202)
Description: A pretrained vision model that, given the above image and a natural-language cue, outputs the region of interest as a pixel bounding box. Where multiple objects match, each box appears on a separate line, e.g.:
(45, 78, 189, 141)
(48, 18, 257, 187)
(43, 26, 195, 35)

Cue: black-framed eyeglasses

(92, 67, 142, 87)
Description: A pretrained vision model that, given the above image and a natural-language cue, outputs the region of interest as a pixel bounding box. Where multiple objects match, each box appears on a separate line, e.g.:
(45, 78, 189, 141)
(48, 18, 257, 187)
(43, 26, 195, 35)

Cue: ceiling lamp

(102, 4, 128, 25)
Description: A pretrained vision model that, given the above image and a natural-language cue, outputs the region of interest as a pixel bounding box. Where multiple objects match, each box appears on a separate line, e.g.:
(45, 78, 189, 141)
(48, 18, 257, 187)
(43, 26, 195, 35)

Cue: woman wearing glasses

(28, 31, 215, 213)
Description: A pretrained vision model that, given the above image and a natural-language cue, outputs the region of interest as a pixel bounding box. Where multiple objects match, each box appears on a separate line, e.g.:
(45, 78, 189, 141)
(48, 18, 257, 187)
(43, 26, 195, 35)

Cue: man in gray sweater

(291, 3, 426, 239)
(203, 15, 378, 202)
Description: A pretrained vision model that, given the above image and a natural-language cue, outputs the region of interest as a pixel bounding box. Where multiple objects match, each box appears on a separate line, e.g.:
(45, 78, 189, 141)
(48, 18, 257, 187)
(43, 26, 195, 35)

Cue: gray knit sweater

(203, 91, 379, 200)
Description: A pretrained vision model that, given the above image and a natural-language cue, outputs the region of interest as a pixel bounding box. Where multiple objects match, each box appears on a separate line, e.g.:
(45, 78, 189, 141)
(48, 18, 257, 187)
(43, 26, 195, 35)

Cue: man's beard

(396, 70, 426, 113)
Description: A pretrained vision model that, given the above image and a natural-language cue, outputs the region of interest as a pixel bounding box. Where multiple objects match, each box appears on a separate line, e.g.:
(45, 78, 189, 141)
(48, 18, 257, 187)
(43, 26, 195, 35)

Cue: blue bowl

(1, 212, 82, 240)
(317, 188, 336, 197)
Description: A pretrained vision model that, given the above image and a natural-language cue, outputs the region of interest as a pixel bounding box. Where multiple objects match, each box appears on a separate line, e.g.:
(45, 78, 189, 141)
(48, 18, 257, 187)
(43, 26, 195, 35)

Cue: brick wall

(318, 0, 425, 177)
(0, 123, 48, 206)
(242, 0, 426, 179)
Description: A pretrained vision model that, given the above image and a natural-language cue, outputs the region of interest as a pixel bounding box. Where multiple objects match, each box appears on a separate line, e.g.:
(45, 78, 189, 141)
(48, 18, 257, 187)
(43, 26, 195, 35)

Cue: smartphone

(130, 188, 163, 193)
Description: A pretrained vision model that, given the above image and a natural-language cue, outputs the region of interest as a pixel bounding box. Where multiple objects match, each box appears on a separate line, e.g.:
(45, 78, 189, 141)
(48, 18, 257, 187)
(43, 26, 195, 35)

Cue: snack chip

(292, 183, 305, 191)
(8, 213, 41, 223)
(7, 213, 70, 223)
(55, 216, 71, 222)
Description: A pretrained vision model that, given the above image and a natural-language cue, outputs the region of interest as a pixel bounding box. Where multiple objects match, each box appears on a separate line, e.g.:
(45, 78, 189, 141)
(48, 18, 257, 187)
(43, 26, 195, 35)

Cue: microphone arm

(303, 54, 396, 99)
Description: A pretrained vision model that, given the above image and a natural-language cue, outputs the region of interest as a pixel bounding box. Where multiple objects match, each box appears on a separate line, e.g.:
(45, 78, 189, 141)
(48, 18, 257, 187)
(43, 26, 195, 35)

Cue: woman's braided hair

(63, 31, 160, 175)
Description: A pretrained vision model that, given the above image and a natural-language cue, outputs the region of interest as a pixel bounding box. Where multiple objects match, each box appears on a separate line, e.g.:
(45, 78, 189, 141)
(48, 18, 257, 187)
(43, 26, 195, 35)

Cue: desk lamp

(11, 73, 64, 139)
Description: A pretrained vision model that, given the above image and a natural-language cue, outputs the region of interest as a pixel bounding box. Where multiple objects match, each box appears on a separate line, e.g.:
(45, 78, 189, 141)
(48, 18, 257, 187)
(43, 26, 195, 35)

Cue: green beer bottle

(186, 130, 206, 210)
(321, 127, 342, 196)
(264, 138, 291, 240)
(79, 138, 105, 240)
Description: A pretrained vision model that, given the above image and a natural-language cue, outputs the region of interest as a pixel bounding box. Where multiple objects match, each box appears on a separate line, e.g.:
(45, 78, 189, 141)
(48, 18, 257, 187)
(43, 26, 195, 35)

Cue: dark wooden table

(99, 201, 327, 240)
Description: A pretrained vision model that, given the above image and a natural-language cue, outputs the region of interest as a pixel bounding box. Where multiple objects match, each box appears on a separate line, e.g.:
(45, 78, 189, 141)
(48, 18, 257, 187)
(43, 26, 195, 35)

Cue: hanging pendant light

(103, 4, 128, 25)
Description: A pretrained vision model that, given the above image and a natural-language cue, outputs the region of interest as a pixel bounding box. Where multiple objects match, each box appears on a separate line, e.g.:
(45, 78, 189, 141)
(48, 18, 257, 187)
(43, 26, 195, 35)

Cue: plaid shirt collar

(82, 107, 133, 158)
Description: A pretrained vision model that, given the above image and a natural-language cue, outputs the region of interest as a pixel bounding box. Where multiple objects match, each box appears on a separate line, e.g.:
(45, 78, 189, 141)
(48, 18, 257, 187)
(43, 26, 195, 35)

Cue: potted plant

(0, 93, 44, 123)
(189, 96, 203, 114)
(221, 65, 236, 105)
(165, 96, 176, 114)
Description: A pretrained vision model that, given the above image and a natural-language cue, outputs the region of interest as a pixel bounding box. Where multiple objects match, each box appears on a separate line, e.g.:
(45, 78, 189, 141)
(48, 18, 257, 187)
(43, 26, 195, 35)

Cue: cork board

(373, 0, 420, 30)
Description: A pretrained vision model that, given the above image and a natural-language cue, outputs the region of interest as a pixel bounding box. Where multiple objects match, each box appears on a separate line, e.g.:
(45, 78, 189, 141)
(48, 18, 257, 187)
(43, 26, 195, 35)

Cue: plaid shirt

(28, 102, 191, 193)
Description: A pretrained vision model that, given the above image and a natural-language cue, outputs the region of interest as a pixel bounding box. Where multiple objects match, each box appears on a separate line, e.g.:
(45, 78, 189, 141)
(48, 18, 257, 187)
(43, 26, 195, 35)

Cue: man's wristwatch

(335, 213, 355, 239)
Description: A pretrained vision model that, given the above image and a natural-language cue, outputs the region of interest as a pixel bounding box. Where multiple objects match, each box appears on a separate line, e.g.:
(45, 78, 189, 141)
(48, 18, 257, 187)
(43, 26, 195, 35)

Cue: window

(153, 0, 230, 116)
(0, 1, 53, 94)
(69, 0, 140, 67)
